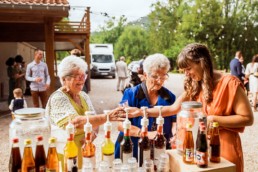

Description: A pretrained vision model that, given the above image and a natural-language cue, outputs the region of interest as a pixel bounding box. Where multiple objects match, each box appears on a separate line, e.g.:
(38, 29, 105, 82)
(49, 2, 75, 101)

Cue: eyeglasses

(149, 73, 169, 81)
(69, 74, 87, 81)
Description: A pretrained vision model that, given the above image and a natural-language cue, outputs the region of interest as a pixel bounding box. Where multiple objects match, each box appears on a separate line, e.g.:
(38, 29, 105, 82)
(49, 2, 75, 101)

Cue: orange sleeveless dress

(197, 75, 244, 172)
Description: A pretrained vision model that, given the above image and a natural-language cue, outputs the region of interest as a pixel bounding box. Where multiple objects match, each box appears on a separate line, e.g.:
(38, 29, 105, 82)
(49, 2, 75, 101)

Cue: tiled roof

(0, 0, 69, 6)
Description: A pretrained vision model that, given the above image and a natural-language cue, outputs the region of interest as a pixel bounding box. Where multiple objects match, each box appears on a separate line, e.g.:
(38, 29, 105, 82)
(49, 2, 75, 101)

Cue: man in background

(230, 51, 245, 82)
(26, 49, 50, 108)
(116, 56, 128, 91)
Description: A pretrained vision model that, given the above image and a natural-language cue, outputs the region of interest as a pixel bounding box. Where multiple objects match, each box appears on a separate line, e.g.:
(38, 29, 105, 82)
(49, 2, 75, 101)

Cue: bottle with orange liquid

(35, 135, 46, 172)
(46, 137, 59, 172)
(209, 122, 220, 163)
(82, 111, 96, 169)
(22, 139, 36, 172)
(64, 119, 78, 172)
(183, 123, 194, 164)
(9, 138, 22, 172)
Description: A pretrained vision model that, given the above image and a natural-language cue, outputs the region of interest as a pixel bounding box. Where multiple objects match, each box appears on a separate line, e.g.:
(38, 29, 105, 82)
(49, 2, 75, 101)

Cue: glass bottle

(196, 122, 208, 168)
(183, 123, 194, 164)
(64, 120, 78, 172)
(209, 122, 220, 163)
(35, 135, 46, 172)
(22, 139, 36, 172)
(9, 138, 22, 172)
(153, 106, 166, 170)
(157, 153, 169, 172)
(128, 157, 138, 172)
(144, 159, 154, 172)
(46, 137, 59, 172)
(138, 106, 151, 167)
(82, 111, 96, 169)
(112, 159, 122, 172)
(120, 108, 133, 164)
(101, 110, 115, 168)
(98, 161, 110, 172)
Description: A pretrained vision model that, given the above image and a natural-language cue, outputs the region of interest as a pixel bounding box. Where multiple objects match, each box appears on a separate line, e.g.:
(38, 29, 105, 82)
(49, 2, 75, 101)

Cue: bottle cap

(12, 138, 19, 143)
(48, 137, 56, 143)
(104, 110, 112, 131)
(37, 135, 43, 141)
(24, 139, 32, 145)
(66, 121, 75, 135)
(212, 122, 219, 127)
(141, 106, 149, 127)
(186, 123, 192, 129)
(155, 105, 164, 125)
(84, 111, 93, 133)
(123, 107, 131, 129)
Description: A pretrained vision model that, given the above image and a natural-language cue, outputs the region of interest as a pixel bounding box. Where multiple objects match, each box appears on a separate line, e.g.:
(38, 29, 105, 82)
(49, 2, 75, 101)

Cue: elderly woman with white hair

(45, 56, 124, 169)
(114, 53, 177, 161)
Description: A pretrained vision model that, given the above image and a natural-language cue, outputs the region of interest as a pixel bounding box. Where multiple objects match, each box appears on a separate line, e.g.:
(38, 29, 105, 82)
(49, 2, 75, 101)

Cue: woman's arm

(146, 92, 187, 117)
(210, 86, 254, 128)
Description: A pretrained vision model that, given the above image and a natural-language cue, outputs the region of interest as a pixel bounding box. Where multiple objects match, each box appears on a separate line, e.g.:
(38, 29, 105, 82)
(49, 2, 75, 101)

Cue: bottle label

(27, 167, 35, 172)
(83, 156, 96, 168)
(185, 148, 194, 162)
(122, 152, 133, 163)
(103, 154, 114, 168)
(196, 151, 208, 165)
(154, 148, 165, 165)
(39, 166, 45, 172)
(67, 157, 78, 172)
(46, 170, 57, 172)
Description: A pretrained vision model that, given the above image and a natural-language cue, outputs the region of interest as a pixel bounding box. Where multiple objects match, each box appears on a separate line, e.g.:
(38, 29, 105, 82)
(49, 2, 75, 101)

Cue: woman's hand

(127, 107, 143, 118)
(71, 116, 86, 129)
(108, 107, 126, 121)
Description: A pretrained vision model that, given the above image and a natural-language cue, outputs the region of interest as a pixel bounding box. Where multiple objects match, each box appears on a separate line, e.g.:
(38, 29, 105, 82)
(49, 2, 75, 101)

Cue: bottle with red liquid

(153, 106, 166, 170)
(196, 122, 208, 168)
(138, 106, 151, 167)
(35, 135, 46, 172)
(9, 138, 22, 172)
(120, 108, 133, 164)
(183, 123, 194, 164)
(209, 122, 220, 163)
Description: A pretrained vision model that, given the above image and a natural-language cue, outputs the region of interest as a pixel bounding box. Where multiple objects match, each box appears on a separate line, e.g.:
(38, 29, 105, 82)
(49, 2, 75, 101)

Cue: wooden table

(166, 150, 236, 172)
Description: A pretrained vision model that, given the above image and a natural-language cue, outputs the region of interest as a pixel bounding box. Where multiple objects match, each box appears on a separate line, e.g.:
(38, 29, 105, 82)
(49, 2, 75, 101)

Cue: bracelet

(137, 129, 141, 137)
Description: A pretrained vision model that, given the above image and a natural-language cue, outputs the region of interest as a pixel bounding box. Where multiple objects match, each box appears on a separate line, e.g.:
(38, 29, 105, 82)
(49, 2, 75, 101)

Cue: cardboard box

(166, 150, 236, 172)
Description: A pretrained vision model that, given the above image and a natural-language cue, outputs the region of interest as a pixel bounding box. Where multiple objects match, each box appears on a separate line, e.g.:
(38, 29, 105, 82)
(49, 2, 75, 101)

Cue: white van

(90, 44, 116, 78)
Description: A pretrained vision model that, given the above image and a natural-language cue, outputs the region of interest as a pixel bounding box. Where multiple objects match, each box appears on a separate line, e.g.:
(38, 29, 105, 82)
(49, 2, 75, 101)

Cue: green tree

(115, 26, 149, 62)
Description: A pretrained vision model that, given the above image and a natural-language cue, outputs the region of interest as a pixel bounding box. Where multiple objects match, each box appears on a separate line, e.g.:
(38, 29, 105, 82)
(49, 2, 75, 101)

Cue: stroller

(122, 68, 142, 94)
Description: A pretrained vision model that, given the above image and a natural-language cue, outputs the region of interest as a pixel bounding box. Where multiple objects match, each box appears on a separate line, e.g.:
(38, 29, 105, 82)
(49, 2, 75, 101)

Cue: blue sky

(68, 0, 160, 31)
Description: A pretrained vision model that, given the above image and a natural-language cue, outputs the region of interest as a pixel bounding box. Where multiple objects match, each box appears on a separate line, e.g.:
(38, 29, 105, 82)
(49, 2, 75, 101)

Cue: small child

(9, 88, 27, 118)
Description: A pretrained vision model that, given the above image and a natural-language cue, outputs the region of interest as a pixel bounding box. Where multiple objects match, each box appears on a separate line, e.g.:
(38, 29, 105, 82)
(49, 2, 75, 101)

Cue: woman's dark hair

(177, 43, 214, 103)
(15, 55, 24, 63)
(5, 57, 15, 66)
(252, 54, 258, 63)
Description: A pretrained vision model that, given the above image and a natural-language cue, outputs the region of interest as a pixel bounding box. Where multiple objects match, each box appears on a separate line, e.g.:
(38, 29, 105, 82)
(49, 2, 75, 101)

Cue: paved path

(0, 74, 257, 171)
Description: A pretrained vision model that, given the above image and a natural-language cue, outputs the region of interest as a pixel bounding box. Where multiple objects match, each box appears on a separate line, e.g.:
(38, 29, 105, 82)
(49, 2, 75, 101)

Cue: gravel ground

(0, 74, 257, 171)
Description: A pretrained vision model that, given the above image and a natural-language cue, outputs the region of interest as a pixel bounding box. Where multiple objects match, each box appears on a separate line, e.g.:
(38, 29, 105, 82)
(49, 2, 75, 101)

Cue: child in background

(9, 88, 27, 119)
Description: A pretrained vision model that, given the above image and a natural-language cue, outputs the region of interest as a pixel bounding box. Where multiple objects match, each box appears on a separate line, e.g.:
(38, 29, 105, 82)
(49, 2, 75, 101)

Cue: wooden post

(44, 18, 56, 94)
(85, 7, 91, 92)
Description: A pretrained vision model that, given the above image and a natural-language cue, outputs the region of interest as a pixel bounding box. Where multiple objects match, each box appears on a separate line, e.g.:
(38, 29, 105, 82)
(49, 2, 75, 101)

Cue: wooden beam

(44, 18, 56, 94)
(85, 7, 91, 92)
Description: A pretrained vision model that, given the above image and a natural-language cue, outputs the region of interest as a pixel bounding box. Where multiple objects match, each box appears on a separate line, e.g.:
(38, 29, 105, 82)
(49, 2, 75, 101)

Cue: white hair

(58, 56, 88, 85)
(143, 53, 170, 74)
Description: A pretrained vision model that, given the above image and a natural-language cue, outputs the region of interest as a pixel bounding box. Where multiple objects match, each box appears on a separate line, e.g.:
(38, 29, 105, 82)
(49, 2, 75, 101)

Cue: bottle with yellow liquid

(64, 120, 78, 172)
(22, 139, 36, 172)
(101, 110, 115, 168)
(82, 111, 96, 169)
